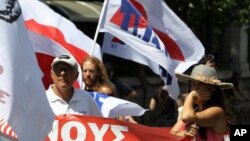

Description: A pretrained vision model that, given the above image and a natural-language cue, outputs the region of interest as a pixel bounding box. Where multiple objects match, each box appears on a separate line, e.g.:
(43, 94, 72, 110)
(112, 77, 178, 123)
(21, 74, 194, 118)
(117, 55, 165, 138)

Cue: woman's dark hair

(155, 87, 178, 118)
(156, 87, 171, 110)
(148, 86, 178, 127)
(198, 86, 227, 140)
(198, 54, 215, 65)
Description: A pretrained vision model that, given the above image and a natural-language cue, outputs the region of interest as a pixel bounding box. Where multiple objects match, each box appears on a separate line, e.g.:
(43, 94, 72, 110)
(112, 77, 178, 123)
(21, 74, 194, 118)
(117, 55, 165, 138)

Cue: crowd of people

(42, 53, 234, 141)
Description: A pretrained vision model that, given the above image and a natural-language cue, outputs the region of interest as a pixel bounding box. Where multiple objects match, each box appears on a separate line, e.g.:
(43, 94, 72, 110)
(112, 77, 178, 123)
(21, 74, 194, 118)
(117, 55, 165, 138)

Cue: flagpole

(91, 0, 109, 56)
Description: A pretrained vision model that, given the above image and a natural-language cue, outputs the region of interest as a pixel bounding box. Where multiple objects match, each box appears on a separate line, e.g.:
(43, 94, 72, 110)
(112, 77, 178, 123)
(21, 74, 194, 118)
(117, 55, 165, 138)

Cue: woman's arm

(170, 120, 185, 136)
(170, 120, 199, 137)
(181, 91, 226, 129)
(181, 91, 197, 124)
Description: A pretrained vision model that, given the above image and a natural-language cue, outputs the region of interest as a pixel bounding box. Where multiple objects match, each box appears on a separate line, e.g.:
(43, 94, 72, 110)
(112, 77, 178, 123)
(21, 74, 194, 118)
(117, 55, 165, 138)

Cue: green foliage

(166, 0, 250, 32)
(165, 0, 250, 66)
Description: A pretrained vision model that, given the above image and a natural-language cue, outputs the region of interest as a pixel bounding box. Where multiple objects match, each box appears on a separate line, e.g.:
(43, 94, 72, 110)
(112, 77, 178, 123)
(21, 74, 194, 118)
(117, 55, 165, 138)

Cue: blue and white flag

(100, 0, 204, 100)
(89, 92, 147, 118)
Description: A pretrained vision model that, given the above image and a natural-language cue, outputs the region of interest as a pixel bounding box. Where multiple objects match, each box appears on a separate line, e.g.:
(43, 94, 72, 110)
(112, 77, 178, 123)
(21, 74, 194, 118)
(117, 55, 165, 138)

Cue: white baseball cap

(51, 55, 78, 72)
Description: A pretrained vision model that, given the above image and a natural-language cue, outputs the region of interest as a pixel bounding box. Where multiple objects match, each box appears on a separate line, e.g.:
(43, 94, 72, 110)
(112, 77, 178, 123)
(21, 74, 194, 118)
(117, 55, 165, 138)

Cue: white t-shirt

(46, 85, 102, 117)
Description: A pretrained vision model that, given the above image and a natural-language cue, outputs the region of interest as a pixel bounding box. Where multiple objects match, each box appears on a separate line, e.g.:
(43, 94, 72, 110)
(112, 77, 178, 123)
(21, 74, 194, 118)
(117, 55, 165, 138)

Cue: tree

(165, 0, 250, 68)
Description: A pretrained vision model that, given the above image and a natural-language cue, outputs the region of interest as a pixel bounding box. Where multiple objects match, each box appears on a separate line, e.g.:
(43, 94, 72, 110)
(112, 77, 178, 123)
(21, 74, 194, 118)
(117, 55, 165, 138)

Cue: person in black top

(146, 85, 178, 127)
(104, 61, 137, 102)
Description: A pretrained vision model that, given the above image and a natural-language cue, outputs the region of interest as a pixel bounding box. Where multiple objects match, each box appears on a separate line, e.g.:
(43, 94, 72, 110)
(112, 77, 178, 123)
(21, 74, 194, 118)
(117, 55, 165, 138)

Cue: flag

(0, 118, 17, 140)
(100, 0, 204, 99)
(0, 0, 54, 140)
(19, 0, 102, 89)
(89, 92, 147, 118)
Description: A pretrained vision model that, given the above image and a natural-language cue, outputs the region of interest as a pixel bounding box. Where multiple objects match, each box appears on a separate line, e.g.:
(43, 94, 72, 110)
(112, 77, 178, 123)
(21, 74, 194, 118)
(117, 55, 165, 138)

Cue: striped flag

(19, 0, 102, 89)
(100, 0, 204, 99)
(0, 0, 54, 140)
(0, 119, 17, 140)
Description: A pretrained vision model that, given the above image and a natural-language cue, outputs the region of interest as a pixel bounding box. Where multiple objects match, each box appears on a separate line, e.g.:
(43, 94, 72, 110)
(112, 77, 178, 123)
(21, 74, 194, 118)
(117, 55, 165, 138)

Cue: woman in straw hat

(170, 64, 233, 141)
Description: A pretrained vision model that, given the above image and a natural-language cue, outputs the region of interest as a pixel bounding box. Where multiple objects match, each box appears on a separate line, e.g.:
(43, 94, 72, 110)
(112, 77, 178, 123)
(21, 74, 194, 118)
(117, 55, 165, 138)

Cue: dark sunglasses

(53, 63, 76, 75)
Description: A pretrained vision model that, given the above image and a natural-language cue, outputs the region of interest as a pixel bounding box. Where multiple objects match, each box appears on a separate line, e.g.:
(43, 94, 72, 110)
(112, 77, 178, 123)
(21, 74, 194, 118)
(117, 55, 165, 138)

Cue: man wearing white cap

(46, 55, 102, 116)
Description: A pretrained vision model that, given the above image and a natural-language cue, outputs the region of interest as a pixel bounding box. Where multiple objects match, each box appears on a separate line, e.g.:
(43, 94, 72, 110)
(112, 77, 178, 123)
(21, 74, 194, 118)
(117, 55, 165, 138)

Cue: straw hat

(176, 64, 233, 89)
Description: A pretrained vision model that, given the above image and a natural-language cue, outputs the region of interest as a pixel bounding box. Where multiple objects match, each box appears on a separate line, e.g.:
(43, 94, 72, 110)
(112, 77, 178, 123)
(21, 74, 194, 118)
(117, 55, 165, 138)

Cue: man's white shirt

(46, 85, 102, 117)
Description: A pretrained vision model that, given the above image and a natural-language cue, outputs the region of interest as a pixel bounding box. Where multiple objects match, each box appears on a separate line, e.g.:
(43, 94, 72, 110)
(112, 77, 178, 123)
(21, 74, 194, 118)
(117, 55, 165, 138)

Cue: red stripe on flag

(154, 29, 185, 61)
(35, 53, 54, 89)
(25, 19, 89, 64)
(0, 119, 17, 140)
(130, 0, 185, 61)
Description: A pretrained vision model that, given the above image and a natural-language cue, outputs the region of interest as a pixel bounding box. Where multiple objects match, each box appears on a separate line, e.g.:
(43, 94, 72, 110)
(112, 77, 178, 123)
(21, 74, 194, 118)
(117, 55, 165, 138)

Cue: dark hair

(155, 87, 177, 113)
(156, 87, 170, 110)
(148, 86, 178, 127)
(198, 54, 215, 65)
(198, 86, 228, 140)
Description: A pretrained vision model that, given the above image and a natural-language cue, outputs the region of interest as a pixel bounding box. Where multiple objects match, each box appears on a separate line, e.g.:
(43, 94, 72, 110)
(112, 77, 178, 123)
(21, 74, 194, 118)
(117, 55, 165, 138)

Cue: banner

(19, 0, 102, 89)
(46, 115, 187, 141)
(0, 0, 54, 140)
(101, 0, 204, 99)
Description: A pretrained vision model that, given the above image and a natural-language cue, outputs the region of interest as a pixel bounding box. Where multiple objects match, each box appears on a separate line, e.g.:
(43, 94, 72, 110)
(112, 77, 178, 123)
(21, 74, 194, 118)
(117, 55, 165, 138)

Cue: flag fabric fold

(101, 0, 204, 99)
(89, 92, 147, 118)
(19, 0, 102, 89)
(0, 0, 54, 140)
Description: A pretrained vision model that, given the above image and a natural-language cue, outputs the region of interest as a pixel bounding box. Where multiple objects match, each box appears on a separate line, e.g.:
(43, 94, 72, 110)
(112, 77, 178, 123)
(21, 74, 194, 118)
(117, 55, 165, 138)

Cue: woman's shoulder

(195, 106, 226, 127)
(198, 106, 226, 121)
(202, 106, 228, 133)
(203, 106, 225, 114)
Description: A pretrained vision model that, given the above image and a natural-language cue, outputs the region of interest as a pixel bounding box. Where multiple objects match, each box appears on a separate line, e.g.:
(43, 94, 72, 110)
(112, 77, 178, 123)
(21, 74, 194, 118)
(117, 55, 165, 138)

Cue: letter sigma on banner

(45, 115, 186, 141)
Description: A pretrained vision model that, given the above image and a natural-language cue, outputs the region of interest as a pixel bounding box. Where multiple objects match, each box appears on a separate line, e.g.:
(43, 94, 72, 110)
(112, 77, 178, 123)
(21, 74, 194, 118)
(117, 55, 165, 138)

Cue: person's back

(112, 78, 137, 100)
(104, 61, 138, 102)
